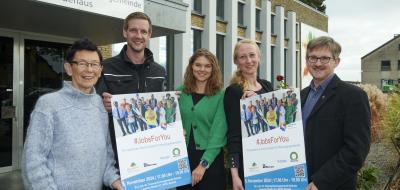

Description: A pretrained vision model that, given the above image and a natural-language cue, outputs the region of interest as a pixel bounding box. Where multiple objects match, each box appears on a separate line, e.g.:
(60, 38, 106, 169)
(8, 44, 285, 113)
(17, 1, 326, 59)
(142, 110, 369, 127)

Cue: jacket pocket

(104, 75, 139, 94)
(145, 77, 165, 92)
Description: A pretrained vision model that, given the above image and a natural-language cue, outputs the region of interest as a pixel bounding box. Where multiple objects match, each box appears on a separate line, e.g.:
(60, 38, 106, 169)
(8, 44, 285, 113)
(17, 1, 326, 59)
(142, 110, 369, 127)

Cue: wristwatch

(200, 160, 209, 169)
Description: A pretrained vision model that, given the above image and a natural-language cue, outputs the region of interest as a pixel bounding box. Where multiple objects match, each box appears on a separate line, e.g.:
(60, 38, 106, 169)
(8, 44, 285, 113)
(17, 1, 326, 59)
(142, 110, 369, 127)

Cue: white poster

(33, 0, 144, 19)
(300, 23, 329, 88)
(111, 92, 191, 190)
(240, 89, 308, 190)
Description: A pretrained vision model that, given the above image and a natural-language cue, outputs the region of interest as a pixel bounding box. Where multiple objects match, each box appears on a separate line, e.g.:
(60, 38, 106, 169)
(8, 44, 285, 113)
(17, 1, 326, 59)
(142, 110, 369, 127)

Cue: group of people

(112, 93, 177, 137)
(22, 11, 371, 190)
(241, 91, 299, 137)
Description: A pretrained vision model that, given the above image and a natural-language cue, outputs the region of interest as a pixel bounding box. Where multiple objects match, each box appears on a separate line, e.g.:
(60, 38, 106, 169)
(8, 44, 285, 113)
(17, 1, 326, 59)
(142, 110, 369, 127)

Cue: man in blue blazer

(301, 36, 371, 190)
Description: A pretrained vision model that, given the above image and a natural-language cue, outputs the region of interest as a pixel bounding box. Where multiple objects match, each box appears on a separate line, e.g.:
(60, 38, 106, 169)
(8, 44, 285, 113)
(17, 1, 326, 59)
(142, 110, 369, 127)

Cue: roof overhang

(0, 0, 188, 44)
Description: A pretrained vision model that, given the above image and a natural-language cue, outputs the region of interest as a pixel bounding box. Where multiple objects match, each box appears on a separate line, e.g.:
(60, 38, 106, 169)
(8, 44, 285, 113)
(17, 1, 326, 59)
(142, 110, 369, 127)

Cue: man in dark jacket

(95, 12, 166, 166)
(301, 36, 371, 190)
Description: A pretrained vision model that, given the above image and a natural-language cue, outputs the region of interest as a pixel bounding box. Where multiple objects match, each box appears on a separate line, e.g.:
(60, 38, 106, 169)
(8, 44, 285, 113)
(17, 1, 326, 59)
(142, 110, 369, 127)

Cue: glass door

(23, 39, 70, 140)
(0, 36, 15, 172)
(0, 31, 72, 173)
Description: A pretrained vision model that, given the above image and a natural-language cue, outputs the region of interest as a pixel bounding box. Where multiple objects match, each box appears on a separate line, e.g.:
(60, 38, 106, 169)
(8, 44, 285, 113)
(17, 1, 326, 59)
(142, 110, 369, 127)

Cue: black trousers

(177, 127, 227, 190)
(177, 149, 226, 190)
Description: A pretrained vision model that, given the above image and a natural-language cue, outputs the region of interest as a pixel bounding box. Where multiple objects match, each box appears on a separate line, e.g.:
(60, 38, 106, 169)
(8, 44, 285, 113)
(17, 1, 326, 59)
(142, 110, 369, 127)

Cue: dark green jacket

(177, 86, 227, 165)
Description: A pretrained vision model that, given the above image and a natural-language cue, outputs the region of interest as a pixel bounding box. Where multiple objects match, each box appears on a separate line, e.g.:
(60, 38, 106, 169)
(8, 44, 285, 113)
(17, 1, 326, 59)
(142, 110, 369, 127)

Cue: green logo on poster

(172, 148, 181, 157)
(290, 152, 298, 162)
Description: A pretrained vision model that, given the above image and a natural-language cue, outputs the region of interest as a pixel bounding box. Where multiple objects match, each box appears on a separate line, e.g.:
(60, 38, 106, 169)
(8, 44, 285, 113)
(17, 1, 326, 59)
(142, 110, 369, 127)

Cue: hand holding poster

(111, 92, 191, 190)
(240, 88, 308, 190)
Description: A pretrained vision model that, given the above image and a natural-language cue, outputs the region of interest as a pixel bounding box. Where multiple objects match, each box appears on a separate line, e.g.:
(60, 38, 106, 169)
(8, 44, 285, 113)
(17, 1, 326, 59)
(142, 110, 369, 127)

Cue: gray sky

(325, 0, 400, 82)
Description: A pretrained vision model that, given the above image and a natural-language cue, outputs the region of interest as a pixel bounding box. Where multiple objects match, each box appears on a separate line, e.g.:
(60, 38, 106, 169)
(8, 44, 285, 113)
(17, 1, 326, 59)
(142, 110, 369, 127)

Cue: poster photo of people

(111, 92, 180, 138)
(240, 89, 300, 138)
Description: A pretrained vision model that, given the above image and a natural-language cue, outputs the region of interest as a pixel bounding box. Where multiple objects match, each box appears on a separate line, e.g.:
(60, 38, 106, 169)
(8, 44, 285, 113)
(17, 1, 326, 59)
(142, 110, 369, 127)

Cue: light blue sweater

(22, 81, 119, 190)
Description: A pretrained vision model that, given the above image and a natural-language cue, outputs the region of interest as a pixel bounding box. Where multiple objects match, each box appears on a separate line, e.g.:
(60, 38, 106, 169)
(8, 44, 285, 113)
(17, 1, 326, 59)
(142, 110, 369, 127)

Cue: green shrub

(357, 166, 380, 190)
(384, 93, 400, 139)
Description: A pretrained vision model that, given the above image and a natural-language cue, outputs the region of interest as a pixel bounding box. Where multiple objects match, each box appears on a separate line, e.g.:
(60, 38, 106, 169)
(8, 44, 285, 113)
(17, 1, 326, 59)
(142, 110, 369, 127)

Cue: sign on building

(32, 0, 144, 19)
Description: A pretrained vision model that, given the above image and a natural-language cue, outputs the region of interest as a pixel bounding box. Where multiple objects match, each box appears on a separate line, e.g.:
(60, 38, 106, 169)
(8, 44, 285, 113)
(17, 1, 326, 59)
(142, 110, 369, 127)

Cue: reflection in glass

(0, 36, 13, 167)
(23, 40, 70, 141)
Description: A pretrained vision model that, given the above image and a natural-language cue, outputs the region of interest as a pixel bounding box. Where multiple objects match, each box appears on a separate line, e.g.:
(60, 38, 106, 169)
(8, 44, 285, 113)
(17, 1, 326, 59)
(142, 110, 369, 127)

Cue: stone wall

(98, 45, 113, 60)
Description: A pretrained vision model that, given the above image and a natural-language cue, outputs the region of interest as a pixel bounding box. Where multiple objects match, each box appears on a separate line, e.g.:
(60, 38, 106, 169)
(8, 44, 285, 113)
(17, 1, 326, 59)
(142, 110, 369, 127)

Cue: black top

(192, 93, 205, 105)
(223, 79, 273, 181)
(188, 93, 205, 152)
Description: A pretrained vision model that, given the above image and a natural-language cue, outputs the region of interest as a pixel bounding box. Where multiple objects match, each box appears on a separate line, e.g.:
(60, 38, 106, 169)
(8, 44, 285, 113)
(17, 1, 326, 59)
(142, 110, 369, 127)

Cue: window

(216, 34, 225, 78)
(284, 49, 288, 76)
(256, 9, 261, 31)
(296, 23, 300, 41)
(296, 51, 300, 86)
(257, 43, 261, 76)
(271, 14, 275, 35)
(192, 29, 202, 53)
(165, 35, 174, 90)
(381, 60, 391, 71)
(398, 44, 400, 51)
(284, 19, 288, 38)
(271, 46, 275, 87)
(216, 0, 224, 20)
(192, 0, 202, 14)
(398, 60, 400, 70)
(238, 2, 244, 26)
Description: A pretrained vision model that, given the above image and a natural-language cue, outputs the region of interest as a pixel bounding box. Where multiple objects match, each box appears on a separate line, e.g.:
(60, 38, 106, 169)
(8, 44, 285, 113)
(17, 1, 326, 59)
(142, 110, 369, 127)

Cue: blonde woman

(224, 39, 273, 190)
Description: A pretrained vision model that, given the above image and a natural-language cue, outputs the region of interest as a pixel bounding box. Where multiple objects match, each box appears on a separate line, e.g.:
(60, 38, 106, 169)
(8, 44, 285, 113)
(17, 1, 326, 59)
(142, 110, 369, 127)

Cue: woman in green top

(285, 99, 296, 124)
(177, 49, 227, 190)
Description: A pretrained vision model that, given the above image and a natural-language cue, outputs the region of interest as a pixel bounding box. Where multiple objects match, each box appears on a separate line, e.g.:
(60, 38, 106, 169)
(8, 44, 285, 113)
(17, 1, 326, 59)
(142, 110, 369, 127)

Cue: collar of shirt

(309, 74, 335, 92)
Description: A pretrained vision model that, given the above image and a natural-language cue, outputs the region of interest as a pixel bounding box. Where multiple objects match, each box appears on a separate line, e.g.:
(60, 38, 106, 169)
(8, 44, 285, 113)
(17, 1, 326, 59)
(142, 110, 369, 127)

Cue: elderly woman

(22, 39, 122, 190)
(224, 39, 273, 190)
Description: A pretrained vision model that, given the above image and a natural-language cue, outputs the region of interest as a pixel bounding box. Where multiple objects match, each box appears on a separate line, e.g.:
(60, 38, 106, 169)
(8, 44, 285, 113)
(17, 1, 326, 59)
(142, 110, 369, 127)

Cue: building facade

(0, 0, 327, 174)
(150, 0, 328, 90)
(0, 0, 188, 173)
(361, 35, 400, 89)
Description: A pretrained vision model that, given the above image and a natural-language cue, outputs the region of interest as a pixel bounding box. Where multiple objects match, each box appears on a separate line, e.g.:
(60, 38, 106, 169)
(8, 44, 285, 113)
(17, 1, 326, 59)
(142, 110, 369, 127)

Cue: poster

(300, 23, 329, 89)
(111, 92, 191, 190)
(240, 89, 308, 190)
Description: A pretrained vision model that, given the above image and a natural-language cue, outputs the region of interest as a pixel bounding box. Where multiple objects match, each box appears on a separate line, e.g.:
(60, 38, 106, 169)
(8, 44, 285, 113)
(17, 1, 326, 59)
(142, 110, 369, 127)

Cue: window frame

(238, 1, 245, 26)
(381, 60, 391, 71)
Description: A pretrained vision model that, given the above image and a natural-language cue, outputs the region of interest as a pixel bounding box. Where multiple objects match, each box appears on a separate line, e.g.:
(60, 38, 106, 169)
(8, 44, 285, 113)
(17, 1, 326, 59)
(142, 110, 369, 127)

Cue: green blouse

(177, 86, 228, 165)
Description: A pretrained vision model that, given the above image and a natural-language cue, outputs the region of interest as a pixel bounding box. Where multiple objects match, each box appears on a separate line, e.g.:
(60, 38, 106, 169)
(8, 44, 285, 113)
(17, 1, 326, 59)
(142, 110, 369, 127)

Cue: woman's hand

(175, 91, 181, 100)
(111, 179, 123, 190)
(305, 182, 318, 190)
(191, 165, 206, 186)
(231, 168, 244, 190)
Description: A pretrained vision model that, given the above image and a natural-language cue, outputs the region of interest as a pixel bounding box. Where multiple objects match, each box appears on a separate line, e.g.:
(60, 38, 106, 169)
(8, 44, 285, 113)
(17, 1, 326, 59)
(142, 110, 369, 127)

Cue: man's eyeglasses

(307, 56, 334, 64)
(70, 60, 102, 70)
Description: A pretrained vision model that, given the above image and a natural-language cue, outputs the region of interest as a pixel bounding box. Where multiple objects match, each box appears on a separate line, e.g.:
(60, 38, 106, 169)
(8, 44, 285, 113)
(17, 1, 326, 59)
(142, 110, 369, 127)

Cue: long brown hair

(183, 48, 223, 96)
(230, 39, 260, 90)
